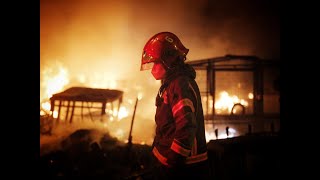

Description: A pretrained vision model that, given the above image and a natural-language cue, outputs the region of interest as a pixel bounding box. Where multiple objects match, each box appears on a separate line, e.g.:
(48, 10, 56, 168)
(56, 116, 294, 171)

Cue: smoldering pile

(40, 128, 155, 178)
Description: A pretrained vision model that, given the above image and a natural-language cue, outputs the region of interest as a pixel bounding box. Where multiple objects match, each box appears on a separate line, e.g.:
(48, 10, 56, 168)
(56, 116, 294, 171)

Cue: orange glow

(40, 62, 249, 145)
(248, 92, 254, 99)
(40, 62, 248, 145)
(40, 0, 280, 151)
(41, 61, 69, 101)
(52, 111, 58, 118)
(215, 91, 248, 114)
(41, 101, 51, 112)
(138, 92, 143, 100)
(114, 129, 125, 140)
(205, 125, 237, 141)
(40, 61, 70, 117)
(40, 61, 156, 145)
(140, 141, 146, 145)
(117, 107, 129, 120)
(205, 131, 216, 142)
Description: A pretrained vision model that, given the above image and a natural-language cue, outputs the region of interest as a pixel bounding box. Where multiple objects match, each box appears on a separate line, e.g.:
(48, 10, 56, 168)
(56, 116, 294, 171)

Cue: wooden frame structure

(50, 87, 123, 124)
(187, 55, 280, 135)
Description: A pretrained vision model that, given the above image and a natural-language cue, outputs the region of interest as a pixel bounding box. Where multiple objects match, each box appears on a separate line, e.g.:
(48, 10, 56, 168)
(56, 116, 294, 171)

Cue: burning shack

(187, 55, 280, 139)
(49, 87, 123, 124)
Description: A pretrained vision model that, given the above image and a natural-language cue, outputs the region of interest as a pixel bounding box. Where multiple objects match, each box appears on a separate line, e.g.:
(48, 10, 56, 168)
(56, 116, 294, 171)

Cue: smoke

(40, 0, 280, 153)
(40, 119, 107, 156)
(40, 0, 279, 64)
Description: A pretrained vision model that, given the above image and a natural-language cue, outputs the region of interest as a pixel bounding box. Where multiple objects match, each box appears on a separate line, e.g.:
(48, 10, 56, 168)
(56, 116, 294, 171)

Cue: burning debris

(40, 60, 157, 145)
(40, 115, 54, 135)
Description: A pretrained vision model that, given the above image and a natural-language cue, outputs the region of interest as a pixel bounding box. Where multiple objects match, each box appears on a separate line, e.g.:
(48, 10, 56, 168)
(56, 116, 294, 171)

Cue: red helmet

(140, 32, 189, 71)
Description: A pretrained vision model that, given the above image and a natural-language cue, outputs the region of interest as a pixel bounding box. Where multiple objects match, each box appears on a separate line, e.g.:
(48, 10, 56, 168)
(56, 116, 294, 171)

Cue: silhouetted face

(151, 61, 166, 80)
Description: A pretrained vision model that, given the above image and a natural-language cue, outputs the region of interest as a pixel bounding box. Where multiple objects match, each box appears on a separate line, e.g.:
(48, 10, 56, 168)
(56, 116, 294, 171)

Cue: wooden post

(57, 100, 62, 124)
(215, 129, 218, 139)
(87, 102, 94, 121)
(101, 102, 106, 115)
(81, 101, 84, 121)
(226, 126, 229, 137)
(70, 101, 75, 123)
(100, 101, 107, 122)
(65, 101, 70, 123)
(50, 100, 55, 112)
(128, 97, 139, 148)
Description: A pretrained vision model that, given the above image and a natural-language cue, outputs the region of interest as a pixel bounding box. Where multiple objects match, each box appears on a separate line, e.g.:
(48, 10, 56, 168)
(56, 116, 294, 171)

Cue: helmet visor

(140, 51, 159, 71)
(140, 62, 155, 71)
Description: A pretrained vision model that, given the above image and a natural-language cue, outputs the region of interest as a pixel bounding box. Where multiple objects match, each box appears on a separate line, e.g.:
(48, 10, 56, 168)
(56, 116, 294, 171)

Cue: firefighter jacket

(152, 64, 208, 167)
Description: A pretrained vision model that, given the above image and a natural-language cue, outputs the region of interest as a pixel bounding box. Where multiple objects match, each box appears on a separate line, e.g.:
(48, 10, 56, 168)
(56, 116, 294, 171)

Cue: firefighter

(140, 32, 211, 179)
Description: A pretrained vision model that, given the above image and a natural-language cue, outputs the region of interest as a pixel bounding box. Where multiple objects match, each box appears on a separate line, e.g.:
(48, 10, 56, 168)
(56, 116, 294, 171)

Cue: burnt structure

(187, 55, 280, 136)
(50, 87, 123, 124)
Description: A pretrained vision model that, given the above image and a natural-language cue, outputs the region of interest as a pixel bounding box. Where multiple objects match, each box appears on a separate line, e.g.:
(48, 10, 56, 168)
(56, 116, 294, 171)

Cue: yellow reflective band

(172, 98, 195, 117)
(171, 140, 191, 157)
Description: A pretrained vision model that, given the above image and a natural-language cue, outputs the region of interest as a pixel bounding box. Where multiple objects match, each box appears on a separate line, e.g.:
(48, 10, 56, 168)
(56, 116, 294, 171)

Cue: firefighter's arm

(167, 77, 198, 166)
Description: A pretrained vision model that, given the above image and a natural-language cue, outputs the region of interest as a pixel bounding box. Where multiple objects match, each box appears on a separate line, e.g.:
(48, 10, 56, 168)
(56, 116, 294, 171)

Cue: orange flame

(215, 91, 249, 114)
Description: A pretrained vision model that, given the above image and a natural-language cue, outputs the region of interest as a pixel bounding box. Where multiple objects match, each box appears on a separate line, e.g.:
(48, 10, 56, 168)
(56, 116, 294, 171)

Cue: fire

(248, 92, 254, 99)
(41, 61, 69, 101)
(40, 101, 51, 113)
(40, 61, 70, 117)
(117, 106, 129, 120)
(215, 91, 249, 114)
(40, 61, 155, 145)
(114, 129, 125, 140)
(41, 62, 252, 145)
(137, 92, 143, 100)
(86, 73, 118, 89)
